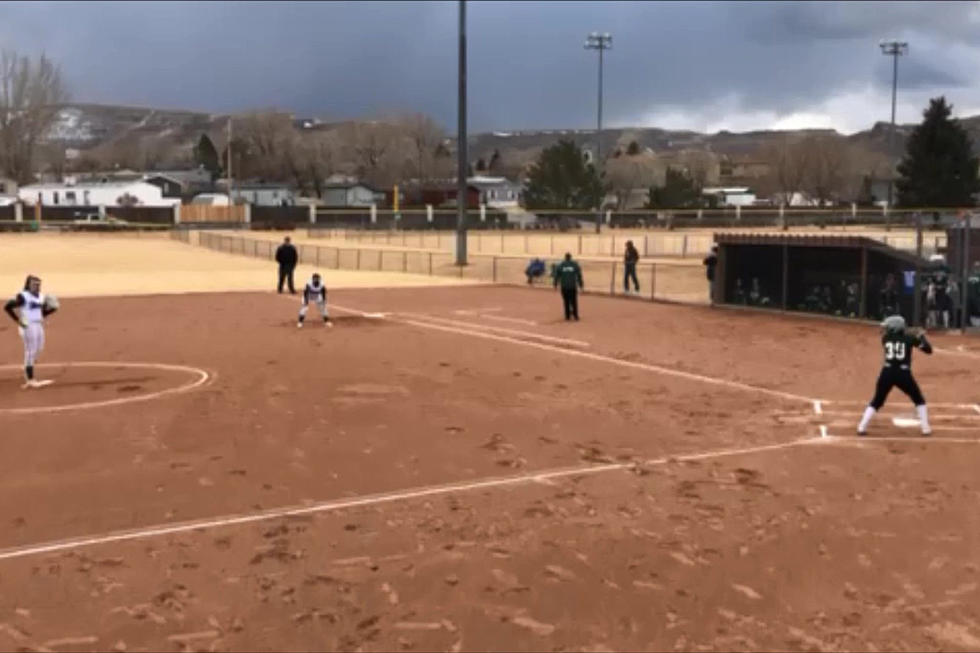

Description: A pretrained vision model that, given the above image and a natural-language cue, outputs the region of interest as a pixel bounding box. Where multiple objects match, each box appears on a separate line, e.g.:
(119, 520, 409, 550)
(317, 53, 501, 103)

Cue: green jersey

(553, 260, 584, 290)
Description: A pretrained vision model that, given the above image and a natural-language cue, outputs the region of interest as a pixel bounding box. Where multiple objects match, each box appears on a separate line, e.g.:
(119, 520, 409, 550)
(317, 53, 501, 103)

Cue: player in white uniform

(297, 273, 332, 328)
(4, 275, 59, 388)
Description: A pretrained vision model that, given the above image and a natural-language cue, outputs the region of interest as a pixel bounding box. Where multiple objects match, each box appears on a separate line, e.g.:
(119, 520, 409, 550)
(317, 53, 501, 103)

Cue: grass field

(1, 232, 978, 652)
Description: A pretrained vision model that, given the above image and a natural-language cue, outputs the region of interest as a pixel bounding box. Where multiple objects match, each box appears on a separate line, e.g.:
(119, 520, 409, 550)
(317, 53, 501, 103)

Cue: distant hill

(38, 101, 980, 174)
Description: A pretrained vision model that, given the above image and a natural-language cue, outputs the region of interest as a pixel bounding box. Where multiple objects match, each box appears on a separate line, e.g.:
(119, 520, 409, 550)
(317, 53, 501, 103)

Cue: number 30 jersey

(881, 332, 931, 370)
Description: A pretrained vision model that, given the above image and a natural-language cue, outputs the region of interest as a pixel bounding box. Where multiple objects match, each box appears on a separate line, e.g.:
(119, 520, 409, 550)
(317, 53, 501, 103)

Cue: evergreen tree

(627, 140, 641, 156)
(896, 96, 980, 207)
(523, 140, 602, 209)
(194, 134, 222, 181)
(647, 167, 700, 208)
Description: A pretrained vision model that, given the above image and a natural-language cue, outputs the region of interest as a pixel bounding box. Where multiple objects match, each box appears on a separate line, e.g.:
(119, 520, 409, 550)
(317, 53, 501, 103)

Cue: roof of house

(323, 182, 381, 192)
(21, 180, 158, 190)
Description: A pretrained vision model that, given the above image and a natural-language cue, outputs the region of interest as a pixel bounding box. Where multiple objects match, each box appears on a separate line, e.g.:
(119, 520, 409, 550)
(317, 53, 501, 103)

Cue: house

(143, 174, 185, 199)
(146, 168, 213, 197)
(0, 177, 18, 196)
(322, 182, 384, 208)
(418, 182, 481, 209)
(228, 183, 296, 207)
(702, 186, 757, 207)
(18, 180, 180, 207)
(467, 175, 523, 208)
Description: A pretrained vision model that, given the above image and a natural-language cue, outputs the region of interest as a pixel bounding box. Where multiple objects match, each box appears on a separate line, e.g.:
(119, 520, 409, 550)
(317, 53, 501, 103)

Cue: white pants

(21, 322, 44, 368)
(299, 300, 329, 320)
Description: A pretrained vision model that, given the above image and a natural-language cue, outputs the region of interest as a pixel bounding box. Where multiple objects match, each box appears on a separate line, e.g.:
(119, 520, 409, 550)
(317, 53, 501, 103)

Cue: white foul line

(820, 435, 980, 445)
(0, 436, 823, 563)
(398, 311, 590, 348)
(477, 313, 540, 327)
(0, 362, 212, 415)
(327, 303, 817, 405)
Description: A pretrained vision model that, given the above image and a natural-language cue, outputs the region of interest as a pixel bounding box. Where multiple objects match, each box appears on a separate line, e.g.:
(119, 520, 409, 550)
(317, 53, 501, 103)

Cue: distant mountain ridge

(38, 102, 980, 168)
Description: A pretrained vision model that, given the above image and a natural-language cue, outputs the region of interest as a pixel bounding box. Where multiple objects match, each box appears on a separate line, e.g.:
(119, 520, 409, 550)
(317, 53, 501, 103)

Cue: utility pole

(879, 40, 908, 210)
(585, 31, 612, 234)
(227, 116, 234, 205)
(455, 0, 468, 266)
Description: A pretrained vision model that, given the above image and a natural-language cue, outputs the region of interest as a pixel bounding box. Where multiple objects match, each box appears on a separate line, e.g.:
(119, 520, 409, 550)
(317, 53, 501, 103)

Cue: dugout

(714, 234, 932, 324)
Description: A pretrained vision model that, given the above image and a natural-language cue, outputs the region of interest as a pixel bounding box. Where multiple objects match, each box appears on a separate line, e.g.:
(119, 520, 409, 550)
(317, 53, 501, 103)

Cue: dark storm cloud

(0, 1, 977, 132)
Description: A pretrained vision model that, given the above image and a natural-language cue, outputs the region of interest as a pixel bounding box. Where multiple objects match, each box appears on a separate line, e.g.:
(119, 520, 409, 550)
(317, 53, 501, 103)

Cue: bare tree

(798, 134, 853, 206)
(675, 149, 719, 191)
(604, 152, 661, 210)
(761, 136, 810, 206)
(0, 50, 69, 183)
(399, 113, 445, 182)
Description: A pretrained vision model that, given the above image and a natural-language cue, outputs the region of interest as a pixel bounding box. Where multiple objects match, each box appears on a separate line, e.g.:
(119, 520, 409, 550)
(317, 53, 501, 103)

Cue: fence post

(682, 235, 688, 257)
(480, 203, 486, 222)
(501, 232, 505, 254)
(98, 205, 107, 220)
(578, 234, 583, 255)
(697, 208, 703, 221)
(426, 204, 434, 224)
(650, 264, 656, 301)
(550, 235, 554, 255)
(370, 204, 377, 225)
(428, 252, 433, 275)
(403, 251, 407, 272)
(610, 262, 617, 295)
(492, 256, 497, 282)
(243, 203, 251, 225)
(308, 204, 316, 224)
(172, 204, 181, 225)
(605, 209, 612, 225)
(735, 205, 742, 221)
(14, 202, 22, 222)
(643, 234, 649, 256)
(779, 203, 786, 230)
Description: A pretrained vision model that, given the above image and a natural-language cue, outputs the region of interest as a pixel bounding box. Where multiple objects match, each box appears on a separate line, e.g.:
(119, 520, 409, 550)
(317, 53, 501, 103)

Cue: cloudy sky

(0, 1, 978, 134)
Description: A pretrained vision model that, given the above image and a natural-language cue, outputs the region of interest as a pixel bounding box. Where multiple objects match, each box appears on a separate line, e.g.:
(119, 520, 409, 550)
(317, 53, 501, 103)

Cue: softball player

(297, 273, 332, 328)
(857, 315, 932, 436)
(4, 275, 58, 388)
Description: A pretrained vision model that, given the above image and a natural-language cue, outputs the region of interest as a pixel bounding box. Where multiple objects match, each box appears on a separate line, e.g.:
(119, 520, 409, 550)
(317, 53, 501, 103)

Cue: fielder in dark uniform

(857, 315, 932, 436)
(553, 253, 584, 321)
(275, 236, 298, 294)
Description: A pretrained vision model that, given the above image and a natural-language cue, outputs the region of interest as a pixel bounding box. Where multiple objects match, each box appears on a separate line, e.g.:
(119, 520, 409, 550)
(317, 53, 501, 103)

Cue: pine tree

(193, 134, 222, 182)
(523, 140, 602, 210)
(627, 140, 641, 156)
(896, 96, 980, 207)
(647, 168, 700, 208)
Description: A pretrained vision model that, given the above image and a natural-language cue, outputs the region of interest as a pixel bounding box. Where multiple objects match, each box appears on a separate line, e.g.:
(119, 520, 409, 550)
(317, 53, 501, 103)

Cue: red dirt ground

(0, 285, 978, 652)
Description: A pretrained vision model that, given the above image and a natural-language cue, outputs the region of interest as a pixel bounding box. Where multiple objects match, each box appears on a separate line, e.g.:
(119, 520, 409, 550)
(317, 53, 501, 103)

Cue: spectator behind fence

(525, 258, 546, 285)
(623, 240, 640, 294)
(879, 273, 899, 319)
(703, 246, 718, 300)
(275, 236, 298, 294)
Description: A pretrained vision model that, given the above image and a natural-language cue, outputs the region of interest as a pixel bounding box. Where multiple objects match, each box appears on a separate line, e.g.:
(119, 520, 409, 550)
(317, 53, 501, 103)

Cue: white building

(702, 186, 757, 207)
(322, 182, 384, 207)
(19, 180, 180, 207)
(229, 183, 295, 207)
(467, 175, 522, 208)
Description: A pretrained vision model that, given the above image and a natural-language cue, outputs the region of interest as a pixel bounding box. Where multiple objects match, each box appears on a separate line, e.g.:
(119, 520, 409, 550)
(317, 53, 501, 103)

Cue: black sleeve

(917, 334, 933, 355)
(576, 264, 584, 288)
(42, 306, 57, 318)
(275, 246, 283, 264)
(4, 296, 22, 323)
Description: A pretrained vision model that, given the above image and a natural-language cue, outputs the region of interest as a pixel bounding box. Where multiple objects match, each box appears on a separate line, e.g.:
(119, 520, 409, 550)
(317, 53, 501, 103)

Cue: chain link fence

(173, 229, 709, 304)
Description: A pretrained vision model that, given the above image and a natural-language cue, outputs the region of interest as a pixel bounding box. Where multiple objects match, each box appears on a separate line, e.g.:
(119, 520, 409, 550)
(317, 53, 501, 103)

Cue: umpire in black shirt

(553, 253, 584, 321)
(275, 236, 298, 294)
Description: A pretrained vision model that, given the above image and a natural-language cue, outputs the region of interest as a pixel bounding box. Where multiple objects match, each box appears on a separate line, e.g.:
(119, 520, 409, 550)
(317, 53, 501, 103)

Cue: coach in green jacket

(553, 253, 584, 321)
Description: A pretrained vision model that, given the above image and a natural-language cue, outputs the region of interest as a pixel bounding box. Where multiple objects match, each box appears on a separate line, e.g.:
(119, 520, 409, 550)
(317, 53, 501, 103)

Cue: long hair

(23, 275, 39, 291)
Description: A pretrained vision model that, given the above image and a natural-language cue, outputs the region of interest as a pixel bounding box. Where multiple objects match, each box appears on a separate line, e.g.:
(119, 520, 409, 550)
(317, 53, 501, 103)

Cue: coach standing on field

(275, 236, 298, 294)
(553, 252, 584, 321)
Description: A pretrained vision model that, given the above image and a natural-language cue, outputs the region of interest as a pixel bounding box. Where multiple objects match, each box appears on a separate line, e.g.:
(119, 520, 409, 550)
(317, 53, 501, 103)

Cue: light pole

(455, 0, 468, 266)
(879, 40, 908, 209)
(585, 31, 612, 234)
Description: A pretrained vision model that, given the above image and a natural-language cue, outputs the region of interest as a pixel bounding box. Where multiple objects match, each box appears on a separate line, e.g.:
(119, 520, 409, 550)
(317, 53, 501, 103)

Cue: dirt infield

(0, 233, 475, 297)
(1, 285, 978, 651)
